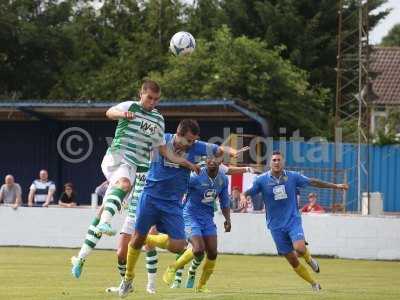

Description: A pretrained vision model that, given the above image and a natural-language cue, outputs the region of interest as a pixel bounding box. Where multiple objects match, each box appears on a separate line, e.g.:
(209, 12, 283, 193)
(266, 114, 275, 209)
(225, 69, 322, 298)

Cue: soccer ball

(169, 31, 196, 56)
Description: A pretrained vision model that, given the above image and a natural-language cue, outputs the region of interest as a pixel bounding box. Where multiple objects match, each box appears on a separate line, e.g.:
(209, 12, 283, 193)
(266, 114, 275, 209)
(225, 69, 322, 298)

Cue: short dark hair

(141, 79, 161, 94)
(177, 119, 200, 136)
(272, 150, 283, 157)
(64, 182, 74, 190)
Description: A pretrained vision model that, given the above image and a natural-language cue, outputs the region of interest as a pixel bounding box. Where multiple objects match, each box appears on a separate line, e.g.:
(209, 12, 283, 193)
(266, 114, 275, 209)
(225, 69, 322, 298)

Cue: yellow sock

(125, 245, 141, 280)
(301, 248, 312, 264)
(171, 248, 194, 269)
(145, 234, 169, 249)
(293, 263, 315, 285)
(197, 258, 216, 289)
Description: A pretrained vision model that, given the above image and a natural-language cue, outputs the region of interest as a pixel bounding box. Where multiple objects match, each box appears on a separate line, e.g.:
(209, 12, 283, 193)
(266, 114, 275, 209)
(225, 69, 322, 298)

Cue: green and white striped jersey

(108, 101, 165, 170)
(128, 171, 147, 218)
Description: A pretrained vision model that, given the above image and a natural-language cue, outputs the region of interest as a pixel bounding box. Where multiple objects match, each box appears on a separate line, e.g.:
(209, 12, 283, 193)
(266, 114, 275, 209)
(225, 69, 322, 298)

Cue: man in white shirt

(28, 169, 56, 207)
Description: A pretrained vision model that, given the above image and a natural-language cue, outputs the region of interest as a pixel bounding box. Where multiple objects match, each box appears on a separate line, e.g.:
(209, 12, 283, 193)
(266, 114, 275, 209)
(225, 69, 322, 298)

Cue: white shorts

(101, 152, 137, 185)
(121, 216, 136, 235)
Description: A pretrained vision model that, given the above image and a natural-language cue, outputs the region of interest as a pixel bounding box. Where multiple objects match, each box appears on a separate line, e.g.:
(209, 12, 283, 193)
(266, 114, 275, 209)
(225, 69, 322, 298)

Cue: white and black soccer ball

(169, 31, 196, 56)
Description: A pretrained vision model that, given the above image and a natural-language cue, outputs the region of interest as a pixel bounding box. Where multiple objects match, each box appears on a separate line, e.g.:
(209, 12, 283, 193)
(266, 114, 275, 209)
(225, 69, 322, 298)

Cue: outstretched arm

(215, 146, 250, 158)
(106, 101, 135, 120)
(226, 166, 260, 175)
(309, 178, 349, 190)
(158, 144, 200, 174)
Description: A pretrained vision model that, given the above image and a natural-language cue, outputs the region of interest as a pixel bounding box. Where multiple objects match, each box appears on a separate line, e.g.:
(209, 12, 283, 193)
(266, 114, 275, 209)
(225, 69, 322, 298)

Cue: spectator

(230, 186, 241, 210)
(59, 183, 77, 208)
(0, 174, 22, 209)
(94, 180, 109, 203)
(28, 169, 56, 207)
(245, 195, 254, 213)
(301, 192, 325, 213)
(234, 193, 249, 213)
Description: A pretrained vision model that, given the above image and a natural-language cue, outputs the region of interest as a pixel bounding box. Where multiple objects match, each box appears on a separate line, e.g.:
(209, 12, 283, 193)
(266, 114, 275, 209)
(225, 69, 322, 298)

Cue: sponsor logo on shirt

(140, 120, 157, 135)
(202, 189, 217, 203)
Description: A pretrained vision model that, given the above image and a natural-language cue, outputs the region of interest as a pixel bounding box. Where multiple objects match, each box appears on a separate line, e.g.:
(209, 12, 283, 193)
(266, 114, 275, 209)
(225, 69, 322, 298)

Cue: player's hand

(12, 203, 18, 210)
(246, 167, 261, 174)
(336, 183, 349, 190)
(122, 111, 135, 120)
(189, 163, 201, 174)
(42, 202, 49, 208)
(224, 220, 231, 232)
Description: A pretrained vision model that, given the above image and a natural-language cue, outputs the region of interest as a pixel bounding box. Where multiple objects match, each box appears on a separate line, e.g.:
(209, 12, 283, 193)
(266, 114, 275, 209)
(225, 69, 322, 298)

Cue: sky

(370, 0, 400, 44)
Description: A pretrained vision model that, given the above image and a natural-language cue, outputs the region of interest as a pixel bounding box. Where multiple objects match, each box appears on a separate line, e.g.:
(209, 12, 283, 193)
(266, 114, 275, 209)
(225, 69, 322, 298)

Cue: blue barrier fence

(272, 142, 400, 212)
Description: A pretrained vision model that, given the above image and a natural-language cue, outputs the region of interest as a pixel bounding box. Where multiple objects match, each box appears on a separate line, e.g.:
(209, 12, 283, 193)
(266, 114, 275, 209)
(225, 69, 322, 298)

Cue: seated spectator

(245, 195, 254, 213)
(230, 186, 241, 211)
(58, 183, 77, 208)
(28, 169, 56, 207)
(301, 192, 325, 213)
(94, 180, 109, 203)
(0, 174, 22, 209)
(234, 193, 250, 213)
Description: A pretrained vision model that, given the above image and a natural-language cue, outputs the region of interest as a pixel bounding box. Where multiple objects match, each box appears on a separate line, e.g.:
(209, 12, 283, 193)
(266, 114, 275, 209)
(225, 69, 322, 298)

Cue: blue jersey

(144, 133, 219, 201)
(184, 167, 230, 220)
(245, 170, 310, 230)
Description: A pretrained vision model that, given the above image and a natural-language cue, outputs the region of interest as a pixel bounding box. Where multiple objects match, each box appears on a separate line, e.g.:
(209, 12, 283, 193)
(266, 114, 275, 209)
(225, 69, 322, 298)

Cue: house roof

(371, 47, 400, 106)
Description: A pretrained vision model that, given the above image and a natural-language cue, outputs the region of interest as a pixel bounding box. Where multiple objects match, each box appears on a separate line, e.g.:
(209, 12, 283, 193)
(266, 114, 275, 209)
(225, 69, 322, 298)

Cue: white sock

(147, 272, 157, 285)
(99, 210, 113, 224)
(78, 244, 92, 260)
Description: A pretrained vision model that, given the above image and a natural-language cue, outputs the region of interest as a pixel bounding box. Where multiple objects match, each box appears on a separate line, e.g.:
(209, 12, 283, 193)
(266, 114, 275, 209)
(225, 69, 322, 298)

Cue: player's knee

(117, 247, 127, 260)
(117, 178, 131, 192)
(168, 240, 187, 253)
(294, 245, 306, 255)
(207, 251, 217, 260)
(131, 232, 146, 249)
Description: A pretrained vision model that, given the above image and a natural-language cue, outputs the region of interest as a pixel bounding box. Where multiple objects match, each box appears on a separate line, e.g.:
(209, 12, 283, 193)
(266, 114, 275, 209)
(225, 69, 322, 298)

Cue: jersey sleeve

(49, 181, 56, 191)
(193, 141, 219, 157)
(245, 176, 262, 198)
(152, 115, 166, 148)
(113, 101, 135, 112)
(29, 181, 36, 191)
(294, 172, 310, 188)
(219, 177, 231, 209)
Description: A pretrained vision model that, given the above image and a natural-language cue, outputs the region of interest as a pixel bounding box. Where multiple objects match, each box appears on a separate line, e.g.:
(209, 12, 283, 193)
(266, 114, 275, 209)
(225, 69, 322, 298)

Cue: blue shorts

(135, 191, 185, 240)
(270, 220, 305, 255)
(183, 212, 217, 239)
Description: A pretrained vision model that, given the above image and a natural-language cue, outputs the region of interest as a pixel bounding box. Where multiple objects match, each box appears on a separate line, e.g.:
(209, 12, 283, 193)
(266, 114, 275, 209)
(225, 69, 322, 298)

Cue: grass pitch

(1, 247, 399, 300)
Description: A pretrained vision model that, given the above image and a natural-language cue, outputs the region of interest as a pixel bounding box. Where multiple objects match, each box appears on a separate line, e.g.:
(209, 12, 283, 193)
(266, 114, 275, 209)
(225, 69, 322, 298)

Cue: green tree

(50, 0, 185, 100)
(373, 109, 400, 145)
(151, 26, 329, 137)
(0, 0, 74, 99)
(381, 23, 400, 46)
(184, 0, 227, 40)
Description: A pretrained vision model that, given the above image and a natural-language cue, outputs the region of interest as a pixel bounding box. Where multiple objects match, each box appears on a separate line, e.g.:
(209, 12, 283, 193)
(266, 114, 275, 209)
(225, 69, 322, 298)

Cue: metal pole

(334, 0, 343, 212)
(357, 0, 363, 212)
